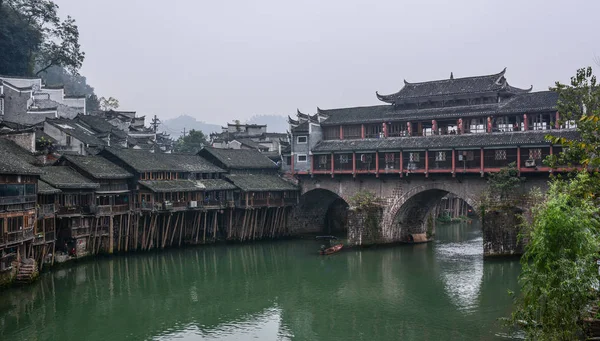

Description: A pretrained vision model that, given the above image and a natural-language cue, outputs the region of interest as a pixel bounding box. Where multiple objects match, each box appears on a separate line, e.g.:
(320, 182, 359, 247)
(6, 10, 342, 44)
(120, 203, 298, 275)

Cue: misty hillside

(161, 115, 222, 138)
(247, 114, 288, 133)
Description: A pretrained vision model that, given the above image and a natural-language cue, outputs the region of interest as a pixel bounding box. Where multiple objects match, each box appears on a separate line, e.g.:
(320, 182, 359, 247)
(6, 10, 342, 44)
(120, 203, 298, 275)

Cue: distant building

(209, 121, 289, 165)
(0, 75, 85, 126)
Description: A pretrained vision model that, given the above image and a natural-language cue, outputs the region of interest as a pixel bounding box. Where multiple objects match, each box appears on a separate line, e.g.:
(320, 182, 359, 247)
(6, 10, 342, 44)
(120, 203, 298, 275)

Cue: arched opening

(391, 188, 477, 242)
(295, 189, 349, 236)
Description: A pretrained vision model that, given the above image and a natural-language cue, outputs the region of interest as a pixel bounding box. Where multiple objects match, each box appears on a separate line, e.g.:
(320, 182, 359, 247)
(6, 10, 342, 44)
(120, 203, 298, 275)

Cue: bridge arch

(292, 188, 350, 235)
(382, 182, 480, 241)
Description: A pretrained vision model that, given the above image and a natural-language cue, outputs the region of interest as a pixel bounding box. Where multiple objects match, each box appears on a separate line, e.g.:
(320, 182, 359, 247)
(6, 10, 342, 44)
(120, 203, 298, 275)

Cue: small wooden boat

(319, 243, 343, 255)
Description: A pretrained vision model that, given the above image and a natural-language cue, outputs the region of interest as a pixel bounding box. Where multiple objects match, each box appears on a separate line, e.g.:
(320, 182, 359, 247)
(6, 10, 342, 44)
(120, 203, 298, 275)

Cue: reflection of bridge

(290, 173, 549, 256)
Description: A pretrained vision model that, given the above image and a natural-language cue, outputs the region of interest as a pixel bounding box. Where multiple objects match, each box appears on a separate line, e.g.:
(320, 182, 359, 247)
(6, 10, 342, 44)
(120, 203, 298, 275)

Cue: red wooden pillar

(480, 148, 484, 176)
(407, 122, 412, 136)
(549, 145, 554, 173)
(352, 152, 356, 177)
(375, 151, 379, 177)
(523, 114, 528, 131)
(310, 155, 314, 174)
(330, 153, 334, 177)
(361, 124, 365, 139)
(399, 151, 403, 177)
(457, 118, 463, 135)
(555, 111, 560, 129)
(451, 149, 456, 177)
(339, 126, 344, 140)
(517, 147, 521, 174)
(383, 123, 389, 137)
(425, 150, 429, 177)
(487, 117, 492, 133)
(432, 120, 437, 135)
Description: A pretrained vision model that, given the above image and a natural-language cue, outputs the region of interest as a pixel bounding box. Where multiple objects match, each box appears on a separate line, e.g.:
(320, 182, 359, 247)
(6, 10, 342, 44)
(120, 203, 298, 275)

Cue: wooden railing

(1, 227, 34, 246)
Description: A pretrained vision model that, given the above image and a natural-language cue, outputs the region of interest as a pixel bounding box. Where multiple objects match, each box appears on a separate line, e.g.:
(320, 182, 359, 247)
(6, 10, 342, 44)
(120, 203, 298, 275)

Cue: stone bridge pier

(290, 174, 548, 257)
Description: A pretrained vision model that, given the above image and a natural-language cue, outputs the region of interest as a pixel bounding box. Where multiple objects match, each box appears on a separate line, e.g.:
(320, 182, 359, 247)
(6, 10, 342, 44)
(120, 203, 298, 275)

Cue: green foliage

(99, 97, 119, 111)
(348, 190, 380, 210)
(0, 0, 42, 75)
(0, 0, 84, 76)
(546, 67, 600, 168)
(35, 135, 54, 153)
(510, 172, 600, 340)
(486, 162, 525, 199)
(174, 129, 208, 154)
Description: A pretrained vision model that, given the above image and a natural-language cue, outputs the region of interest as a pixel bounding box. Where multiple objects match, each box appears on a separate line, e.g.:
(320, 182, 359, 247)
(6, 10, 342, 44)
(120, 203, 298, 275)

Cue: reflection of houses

(0, 139, 41, 284)
(286, 69, 576, 176)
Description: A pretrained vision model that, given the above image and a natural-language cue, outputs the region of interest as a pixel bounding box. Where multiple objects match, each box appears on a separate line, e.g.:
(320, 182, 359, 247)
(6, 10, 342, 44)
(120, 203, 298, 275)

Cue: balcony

(34, 231, 56, 245)
(0, 195, 36, 205)
(1, 227, 34, 246)
(71, 226, 90, 237)
(37, 203, 57, 217)
(96, 204, 130, 215)
(57, 205, 97, 216)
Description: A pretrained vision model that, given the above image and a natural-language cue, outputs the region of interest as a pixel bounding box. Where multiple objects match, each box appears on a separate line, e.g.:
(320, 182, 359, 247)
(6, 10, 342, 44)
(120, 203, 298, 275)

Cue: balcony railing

(57, 205, 96, 216)
(37, 203, 57, 216)
(1, 227, 34, 245)
(0, 195, 36, 205)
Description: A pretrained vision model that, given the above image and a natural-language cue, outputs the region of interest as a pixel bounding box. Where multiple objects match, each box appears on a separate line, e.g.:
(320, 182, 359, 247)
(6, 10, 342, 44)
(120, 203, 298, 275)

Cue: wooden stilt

(170, 212, 179, 247)
(203, 210, 207, 243)
(164, 213, 175, 248)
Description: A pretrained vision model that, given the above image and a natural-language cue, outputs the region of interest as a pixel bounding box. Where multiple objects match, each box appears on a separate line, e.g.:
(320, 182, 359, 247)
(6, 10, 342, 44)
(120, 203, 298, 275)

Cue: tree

(2, 0, 85, 76)
(546, 67, 600, 168)
(486, 162, 524, 199)
(510, 173, 600, 340)
(99, 97, 120, 111)
(174, 130, 208, 154)
(0, 0, 43, 75)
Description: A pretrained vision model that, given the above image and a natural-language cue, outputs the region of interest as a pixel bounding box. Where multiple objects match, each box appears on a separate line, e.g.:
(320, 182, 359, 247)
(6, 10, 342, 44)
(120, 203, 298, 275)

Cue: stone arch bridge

(289, 174, 548, 257)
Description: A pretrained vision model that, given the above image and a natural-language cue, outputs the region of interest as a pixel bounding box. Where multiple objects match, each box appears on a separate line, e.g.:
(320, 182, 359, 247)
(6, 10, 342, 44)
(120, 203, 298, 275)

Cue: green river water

(0, 221, 521, 341)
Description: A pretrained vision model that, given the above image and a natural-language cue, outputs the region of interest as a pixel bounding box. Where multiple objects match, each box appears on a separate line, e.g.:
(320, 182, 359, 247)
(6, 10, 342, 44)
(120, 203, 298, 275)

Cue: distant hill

(247, 114, 288, 133)
(162, 115, 221, 138)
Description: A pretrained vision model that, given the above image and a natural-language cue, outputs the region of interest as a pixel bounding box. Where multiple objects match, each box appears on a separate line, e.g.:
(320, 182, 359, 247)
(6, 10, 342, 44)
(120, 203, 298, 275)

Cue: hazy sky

(53, 0, 599, 126)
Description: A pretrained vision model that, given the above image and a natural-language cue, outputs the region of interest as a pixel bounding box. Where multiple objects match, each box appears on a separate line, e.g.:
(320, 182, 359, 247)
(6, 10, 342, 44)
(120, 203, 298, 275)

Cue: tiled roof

(62, 154, 133, 179)
(76, 115, 129, 140)
(291, 121, 309, 133)
(199, 147, 278, 170)
(199, 179, 237, 191)
(138, 180, 205, 193)
(312, 129, 579, 153)
(40, 166, 99, 189)
(233, 138, 264, 150)
(38, 180, 61, 194)
(377, 69, 518, 102)
(224, 174, 298, 192)
(46, 118, 106, 146)
(0, 139, 41, 175)
(319, 91, 558, 126)
(103, 147, 224, 173)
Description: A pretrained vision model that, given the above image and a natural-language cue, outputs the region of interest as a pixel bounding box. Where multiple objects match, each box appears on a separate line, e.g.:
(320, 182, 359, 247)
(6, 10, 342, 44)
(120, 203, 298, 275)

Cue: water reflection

(435, 222, 484, 313)
(0, 223, 521, 341)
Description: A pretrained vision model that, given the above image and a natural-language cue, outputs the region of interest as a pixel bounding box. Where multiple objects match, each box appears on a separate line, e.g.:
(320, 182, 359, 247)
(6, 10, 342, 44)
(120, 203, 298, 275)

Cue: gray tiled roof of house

(40, 166, 99, 189)
(200, 179, 237, 191)
(224, 174, 298, 192)
(76, 114, 129, 140)
(104, 147, 224, 173)
(38, 180, 61, 194)
(138, 180, 205, 193)
(291, 121, 309, 133)
(311, 129, 579, 153)
(199, 147, 278, 170)
(318, 91, 558, 126)
(62, 154, 133, 179)
(47, 118, 106, 146)
(0, 139, 41, 175)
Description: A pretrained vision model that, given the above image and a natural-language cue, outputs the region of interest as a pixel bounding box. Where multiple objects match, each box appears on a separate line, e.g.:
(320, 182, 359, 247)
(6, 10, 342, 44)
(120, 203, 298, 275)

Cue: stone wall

(347, 206, 384, 246)
(482, 207, 524, 257)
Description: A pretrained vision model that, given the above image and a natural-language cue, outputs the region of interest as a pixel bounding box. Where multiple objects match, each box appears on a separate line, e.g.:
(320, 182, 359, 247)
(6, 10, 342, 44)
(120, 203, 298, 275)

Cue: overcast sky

(53, 0, 599, 125)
